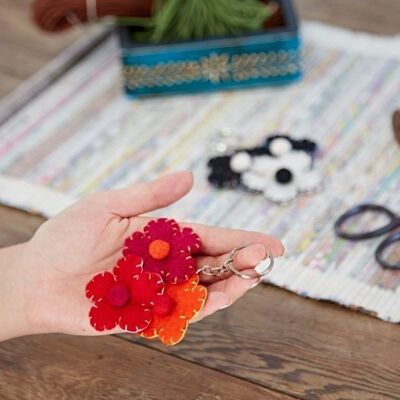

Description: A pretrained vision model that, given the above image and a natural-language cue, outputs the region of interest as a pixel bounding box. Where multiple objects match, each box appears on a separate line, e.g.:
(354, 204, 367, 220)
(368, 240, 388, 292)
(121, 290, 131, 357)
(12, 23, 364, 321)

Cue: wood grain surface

(0, 334, 296, 400)
(126, 287, 400, 399)
(0, 1, 399, 399)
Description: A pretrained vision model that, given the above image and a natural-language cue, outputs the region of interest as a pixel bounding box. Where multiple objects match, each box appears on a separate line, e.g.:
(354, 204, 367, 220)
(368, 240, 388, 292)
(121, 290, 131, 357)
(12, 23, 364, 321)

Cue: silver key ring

(197, 244, 274, 279)
(225, 245, 274, 280)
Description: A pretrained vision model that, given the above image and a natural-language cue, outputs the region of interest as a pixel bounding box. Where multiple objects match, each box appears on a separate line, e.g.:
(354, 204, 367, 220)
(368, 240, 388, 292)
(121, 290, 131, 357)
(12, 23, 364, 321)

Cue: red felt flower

(123, 218, 201, 284)
(86, 255, 164, 333)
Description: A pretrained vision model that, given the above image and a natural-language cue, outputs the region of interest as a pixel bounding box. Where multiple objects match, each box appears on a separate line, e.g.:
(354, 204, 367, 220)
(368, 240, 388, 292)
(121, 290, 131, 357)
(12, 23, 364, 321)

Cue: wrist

(0, 243, 37, 341)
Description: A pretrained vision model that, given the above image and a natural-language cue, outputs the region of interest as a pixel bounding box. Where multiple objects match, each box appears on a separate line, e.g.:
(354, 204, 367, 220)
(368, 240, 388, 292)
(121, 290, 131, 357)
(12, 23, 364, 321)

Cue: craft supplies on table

(207, 133, 322, 204)
(86, 218, 274, 345)
(119, 0, 301, 97)
(32, 0, 152, 32)
(32, 0, 302, 97)
(0, 22, 399, 322)
(335, 204, 400, 270)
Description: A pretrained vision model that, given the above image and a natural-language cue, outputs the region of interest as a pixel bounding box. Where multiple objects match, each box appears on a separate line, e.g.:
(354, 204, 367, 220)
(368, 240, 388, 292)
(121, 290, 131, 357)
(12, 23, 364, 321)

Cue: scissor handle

(376, 231, 400, 270)
(335, 204, 399, 241)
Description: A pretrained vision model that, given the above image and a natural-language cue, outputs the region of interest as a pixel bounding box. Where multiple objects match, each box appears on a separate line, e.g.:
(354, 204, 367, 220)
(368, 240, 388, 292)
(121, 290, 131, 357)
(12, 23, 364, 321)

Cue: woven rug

(0, 22, 399, 322)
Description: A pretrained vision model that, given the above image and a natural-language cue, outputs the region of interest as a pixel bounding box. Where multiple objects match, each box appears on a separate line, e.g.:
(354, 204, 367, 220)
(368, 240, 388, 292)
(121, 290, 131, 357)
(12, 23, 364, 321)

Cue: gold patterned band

(123, 50, 300, 90)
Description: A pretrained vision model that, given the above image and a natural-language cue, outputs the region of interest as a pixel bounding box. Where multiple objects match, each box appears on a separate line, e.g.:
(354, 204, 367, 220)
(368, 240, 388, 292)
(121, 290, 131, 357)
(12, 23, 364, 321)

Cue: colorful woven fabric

(0, 22, 399, 322)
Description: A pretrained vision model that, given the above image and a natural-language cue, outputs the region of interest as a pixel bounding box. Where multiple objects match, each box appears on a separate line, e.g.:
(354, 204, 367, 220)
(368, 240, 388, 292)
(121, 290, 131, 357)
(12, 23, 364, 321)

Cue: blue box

(119, 0, 301, 97)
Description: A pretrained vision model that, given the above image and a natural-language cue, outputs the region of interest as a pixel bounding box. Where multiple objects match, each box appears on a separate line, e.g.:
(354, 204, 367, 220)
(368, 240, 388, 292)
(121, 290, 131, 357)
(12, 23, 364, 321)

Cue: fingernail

(250, 278, 261, 289)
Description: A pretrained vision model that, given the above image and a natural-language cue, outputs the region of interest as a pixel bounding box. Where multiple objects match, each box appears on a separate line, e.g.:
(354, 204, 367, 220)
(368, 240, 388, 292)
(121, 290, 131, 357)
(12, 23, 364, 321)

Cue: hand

(4, 172, 283, 339)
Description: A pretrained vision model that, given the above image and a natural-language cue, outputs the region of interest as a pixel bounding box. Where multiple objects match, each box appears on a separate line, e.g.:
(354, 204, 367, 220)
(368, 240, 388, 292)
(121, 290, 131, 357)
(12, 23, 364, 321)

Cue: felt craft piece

(141, 275, 207, 346)
(86, 255, 164, 332)
(208, 134, 322, 204)
(123, 218, 201, 284)
(242, 151, 323, 203)
(85, 219, 207, 345)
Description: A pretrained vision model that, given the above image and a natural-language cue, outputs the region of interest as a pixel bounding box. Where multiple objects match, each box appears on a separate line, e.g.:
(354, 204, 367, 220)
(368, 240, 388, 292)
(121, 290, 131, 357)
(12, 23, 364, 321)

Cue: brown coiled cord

(31, 0, 153, 32)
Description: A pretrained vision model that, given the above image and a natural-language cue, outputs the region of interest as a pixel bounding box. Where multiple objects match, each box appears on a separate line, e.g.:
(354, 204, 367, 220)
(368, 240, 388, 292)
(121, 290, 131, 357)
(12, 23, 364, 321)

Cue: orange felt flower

(141, 275, 207, 346)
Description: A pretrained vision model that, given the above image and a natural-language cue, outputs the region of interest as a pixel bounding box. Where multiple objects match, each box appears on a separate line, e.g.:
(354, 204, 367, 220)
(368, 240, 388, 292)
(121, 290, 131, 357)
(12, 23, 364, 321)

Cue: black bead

(275, 168, 293, 184)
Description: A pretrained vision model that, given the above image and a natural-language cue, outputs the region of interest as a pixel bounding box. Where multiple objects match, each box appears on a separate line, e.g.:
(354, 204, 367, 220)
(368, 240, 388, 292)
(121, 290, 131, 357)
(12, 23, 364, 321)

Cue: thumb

(100, 171, 193, 217)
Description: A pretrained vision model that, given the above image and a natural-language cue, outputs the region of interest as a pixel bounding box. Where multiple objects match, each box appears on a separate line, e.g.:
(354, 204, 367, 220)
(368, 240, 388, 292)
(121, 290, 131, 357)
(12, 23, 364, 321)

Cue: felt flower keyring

(208, 133, 323, 204)
(86, 218, 207, 346)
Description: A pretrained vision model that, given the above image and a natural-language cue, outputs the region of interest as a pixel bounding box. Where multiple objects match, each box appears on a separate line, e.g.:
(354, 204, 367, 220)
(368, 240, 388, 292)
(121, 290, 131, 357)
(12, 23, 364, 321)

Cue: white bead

(230, 152, 252, 173)
(269, 138, 292, 156)
(220, 126, 233, 137)
(215, 142, 228, 153)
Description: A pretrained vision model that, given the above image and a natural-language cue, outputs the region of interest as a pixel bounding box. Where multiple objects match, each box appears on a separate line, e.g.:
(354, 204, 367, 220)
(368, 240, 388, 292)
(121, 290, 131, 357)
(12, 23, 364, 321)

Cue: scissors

(334, 204, 400, 270)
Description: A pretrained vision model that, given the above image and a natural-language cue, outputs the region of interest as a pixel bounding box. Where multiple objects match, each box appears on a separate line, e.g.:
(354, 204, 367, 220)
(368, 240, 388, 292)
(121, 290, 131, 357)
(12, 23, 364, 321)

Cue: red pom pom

(107, 284, 130, 307)
(153, 293, 175, 316)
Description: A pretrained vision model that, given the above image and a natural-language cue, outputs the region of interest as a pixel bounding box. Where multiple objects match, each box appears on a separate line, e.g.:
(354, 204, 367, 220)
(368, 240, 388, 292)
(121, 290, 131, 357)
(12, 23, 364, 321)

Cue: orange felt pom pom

(141, 275, 207, 346)
(149, 239, 171, 260)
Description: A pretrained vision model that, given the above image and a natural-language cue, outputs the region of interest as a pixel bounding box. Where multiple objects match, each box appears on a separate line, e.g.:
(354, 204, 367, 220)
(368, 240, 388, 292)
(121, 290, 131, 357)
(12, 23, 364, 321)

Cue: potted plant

(119, 0, 301, 97)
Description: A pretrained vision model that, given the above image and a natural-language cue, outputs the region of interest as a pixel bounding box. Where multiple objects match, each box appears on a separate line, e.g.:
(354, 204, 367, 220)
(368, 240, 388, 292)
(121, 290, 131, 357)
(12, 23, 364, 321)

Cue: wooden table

(0, 1, 399, 399)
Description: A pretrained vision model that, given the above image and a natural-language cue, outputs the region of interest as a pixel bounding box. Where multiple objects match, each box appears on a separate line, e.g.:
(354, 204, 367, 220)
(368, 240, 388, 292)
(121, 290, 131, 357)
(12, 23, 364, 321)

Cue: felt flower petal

(144, 218, 179, 241)
(113, 255, 143, 284)
(158, 319, 189, 346)
(167, 276, 207, 320)
(251, 156, 281, 178)
(176, 285, 207, 320)
(285, 151, 312, 172)
(297, 170, 323, 193)
(86, 272, 115, 302)
(141, 310, 189, 346)
(242, 171, 267, 191)
(89, 301, 119, 331)
(170, 227, 201, 254)
(119, 303, 152, 333)
(140, 258, 165, 276)
(264, 183, 298, 203)
(164, 255, 197, 284)
(140, 325, 158, 339)
(130, 272, 164, 305)
(123, 232, 150, 258)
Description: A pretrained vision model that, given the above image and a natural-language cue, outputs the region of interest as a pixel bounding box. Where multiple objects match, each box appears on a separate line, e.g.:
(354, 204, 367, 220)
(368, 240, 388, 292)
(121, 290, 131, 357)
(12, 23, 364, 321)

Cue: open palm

(22, 172, 283, 336)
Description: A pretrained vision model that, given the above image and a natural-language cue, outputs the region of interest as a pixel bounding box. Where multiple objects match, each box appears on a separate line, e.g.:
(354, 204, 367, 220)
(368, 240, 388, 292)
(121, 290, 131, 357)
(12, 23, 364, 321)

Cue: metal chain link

(197, 263, 231, 277)
(197, 245, 274, 279)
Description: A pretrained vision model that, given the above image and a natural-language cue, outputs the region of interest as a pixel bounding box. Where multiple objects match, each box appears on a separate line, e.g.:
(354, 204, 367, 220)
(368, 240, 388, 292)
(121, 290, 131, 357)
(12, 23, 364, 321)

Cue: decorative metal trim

(123, 50, 300, 90)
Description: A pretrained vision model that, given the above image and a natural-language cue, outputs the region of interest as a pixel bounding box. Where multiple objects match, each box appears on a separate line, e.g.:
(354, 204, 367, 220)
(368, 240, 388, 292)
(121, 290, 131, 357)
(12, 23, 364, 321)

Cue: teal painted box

(119, 0, 301, 97)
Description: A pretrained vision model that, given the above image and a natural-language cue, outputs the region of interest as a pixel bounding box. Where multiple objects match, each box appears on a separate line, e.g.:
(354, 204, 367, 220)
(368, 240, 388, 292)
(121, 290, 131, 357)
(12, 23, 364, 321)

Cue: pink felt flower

(123, 218, 201, 284)
(86, 255, 164, 332)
